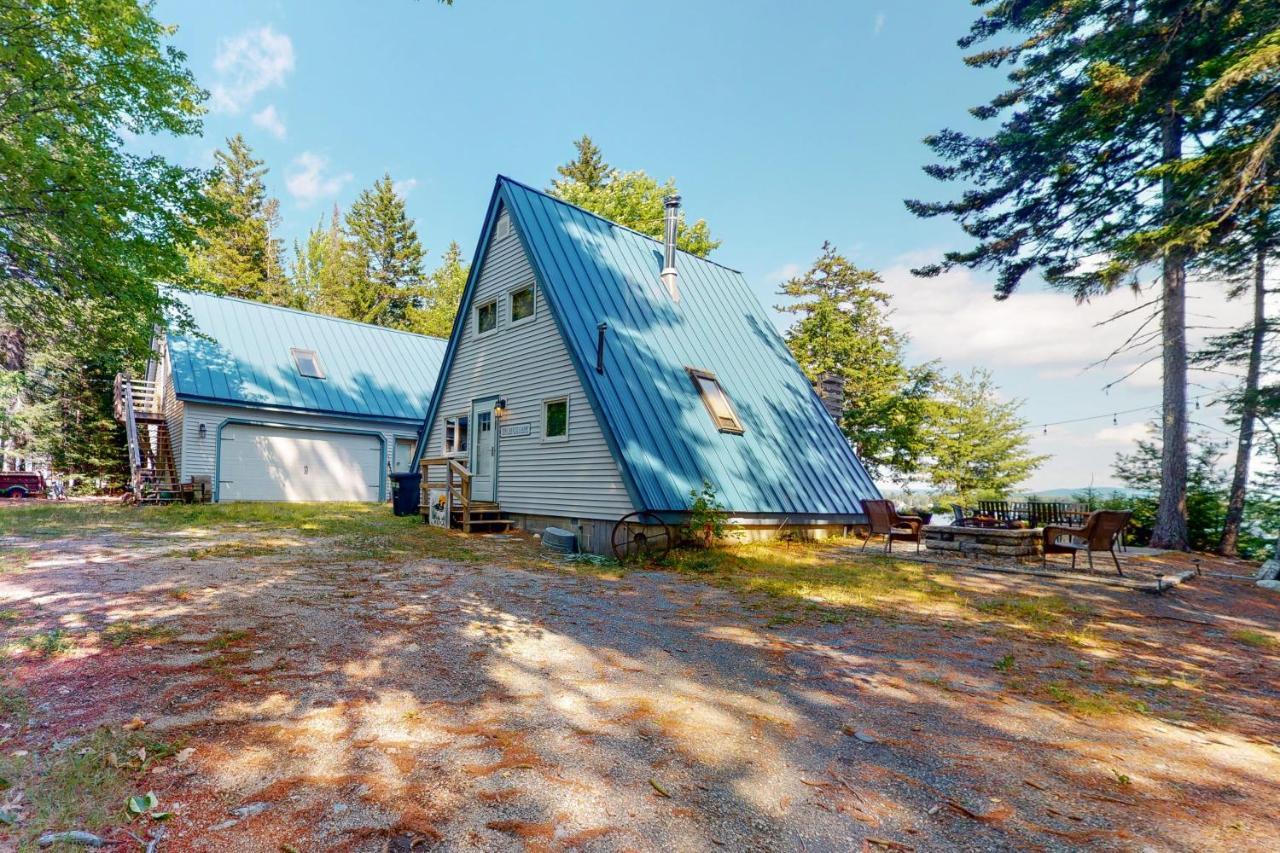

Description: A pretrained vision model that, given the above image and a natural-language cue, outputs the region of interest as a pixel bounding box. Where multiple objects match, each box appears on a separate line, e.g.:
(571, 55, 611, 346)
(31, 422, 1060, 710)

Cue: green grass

(0, 548, 29, 575)
(203, 629, 250, 651)
(101, 621, 177, 648)
(0, 687, 29, 726)
(656, 539, 1113, 639)
(1, 501, 398, 540)
(186, 541, 282, 560)
(1230, 629, 1277, 649)
(655, 540, 1130, 665)
(22, 628, 73, 657)
(1039, 680, 1150, 716)
(0, 727, 179, 848)
(972, 594, 1093, 629)
(1, 502, 488, 564)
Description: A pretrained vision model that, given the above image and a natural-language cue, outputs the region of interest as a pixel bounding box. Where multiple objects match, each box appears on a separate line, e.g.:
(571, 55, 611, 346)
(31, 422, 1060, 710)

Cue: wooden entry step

(452, 502, 512, 534)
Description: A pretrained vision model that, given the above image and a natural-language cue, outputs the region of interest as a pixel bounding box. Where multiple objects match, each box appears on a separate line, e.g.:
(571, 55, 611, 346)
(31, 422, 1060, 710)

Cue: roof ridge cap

(495, 175, 744, 275)
(169, 290, 449, 343)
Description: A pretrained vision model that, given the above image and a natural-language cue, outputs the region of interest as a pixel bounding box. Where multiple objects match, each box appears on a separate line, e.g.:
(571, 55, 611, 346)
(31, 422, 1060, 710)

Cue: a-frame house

(412, 176, 879, 553)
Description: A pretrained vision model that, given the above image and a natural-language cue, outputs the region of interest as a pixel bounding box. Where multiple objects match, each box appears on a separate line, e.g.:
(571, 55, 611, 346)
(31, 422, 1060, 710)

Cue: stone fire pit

(923, 524, 1043, 562)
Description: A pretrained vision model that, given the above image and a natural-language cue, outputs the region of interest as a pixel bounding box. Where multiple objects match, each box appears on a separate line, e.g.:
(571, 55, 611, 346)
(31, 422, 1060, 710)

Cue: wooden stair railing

(421, 456, 495, 531)
(420, 456, 471, 529)
(114, 374, 190, 504)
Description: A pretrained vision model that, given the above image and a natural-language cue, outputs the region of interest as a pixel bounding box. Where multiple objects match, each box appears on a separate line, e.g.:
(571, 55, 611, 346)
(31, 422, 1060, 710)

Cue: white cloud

(251, 104, 286, 139)
(876, 255, 1253, 383)
(873, 12, 887, 35)
(1094, 422, 1153, 444)
(392, 177, 419, 198)
(211, 27, 295, 113)
(767, 262, 803, 285)
(286, 152, 351, 205)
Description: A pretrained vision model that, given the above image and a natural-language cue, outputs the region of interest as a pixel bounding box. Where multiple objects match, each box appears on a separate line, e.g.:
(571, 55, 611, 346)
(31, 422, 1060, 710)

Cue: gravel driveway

(2, 515, 1278, 852)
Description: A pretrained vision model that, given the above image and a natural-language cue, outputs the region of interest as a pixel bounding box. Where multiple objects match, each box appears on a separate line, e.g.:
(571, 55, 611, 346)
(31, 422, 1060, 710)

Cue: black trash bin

(389, 471, 422, 516)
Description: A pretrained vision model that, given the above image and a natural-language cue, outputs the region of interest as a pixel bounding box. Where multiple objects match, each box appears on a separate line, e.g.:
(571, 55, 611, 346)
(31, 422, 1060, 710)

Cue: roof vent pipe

(660, 194, 680, 299)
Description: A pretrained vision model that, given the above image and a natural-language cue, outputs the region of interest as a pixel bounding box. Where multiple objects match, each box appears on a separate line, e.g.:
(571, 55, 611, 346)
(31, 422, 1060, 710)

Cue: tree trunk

(1151, 103, 1190, 551)
(1219, 241, 1267, 556)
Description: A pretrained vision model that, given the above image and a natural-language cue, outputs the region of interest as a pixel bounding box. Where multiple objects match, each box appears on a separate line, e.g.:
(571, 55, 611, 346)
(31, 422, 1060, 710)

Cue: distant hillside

(1028, 487, 1146, 500)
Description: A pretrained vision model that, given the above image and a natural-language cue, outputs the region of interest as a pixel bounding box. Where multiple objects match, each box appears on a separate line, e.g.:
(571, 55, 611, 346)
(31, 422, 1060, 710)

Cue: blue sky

(152, 0, 1247, 492)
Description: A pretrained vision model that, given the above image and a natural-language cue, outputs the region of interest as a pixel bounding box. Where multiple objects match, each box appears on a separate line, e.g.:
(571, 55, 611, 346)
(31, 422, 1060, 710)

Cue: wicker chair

(861, 499, 923, 554)
(1043, 510, 1132, 575)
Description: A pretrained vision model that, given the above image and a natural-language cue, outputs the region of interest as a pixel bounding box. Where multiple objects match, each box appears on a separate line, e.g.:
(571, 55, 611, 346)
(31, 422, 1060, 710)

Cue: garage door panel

(219, 424, 382, 502)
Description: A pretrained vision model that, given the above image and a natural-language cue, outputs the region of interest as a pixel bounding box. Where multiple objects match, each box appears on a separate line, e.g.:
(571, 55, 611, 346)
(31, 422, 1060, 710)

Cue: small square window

(510, 284, 535, 324)
(290, 348, 325, 379)
(543, 398, 568, 441)
(476, 300, 497, 335)
(688, 368, 744, 434)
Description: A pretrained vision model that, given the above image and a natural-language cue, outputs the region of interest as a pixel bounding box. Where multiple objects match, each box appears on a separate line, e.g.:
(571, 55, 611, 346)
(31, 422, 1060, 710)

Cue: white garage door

(218, 424, 383, 502)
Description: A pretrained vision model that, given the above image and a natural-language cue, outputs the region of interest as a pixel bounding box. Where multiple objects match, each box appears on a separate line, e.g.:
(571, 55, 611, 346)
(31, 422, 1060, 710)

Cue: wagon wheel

(611, 511, 673, 562)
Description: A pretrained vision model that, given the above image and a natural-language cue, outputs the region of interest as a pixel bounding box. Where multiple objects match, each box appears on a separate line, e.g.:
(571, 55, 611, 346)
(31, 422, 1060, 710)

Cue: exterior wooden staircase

(113, 375, 201, 504)
(421, 457, 512, 534)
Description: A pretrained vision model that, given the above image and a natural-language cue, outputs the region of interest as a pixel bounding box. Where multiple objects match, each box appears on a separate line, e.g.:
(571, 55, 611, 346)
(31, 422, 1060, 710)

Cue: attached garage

(217, 423, 385, 502)
(152, 290, 447, 503)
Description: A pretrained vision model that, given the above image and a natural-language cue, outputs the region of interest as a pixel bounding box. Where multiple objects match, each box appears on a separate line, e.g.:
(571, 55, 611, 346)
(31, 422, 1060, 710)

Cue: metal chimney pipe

(660, 194, 680, 298)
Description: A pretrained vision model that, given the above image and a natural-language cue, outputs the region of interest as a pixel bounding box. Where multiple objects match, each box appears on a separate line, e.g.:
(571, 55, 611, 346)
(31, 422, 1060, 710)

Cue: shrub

(683, 481, 733, 548)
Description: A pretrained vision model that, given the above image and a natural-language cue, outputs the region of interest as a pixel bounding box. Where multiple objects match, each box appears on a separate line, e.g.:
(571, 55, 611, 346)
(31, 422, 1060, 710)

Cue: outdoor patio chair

(1043, 510, 1133, 575)
(861, 499, 923, 553)
(951, 504, 978, 527)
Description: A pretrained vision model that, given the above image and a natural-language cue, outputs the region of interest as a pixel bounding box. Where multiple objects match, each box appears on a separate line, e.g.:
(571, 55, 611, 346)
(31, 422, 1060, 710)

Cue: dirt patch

(1, 507, 1277, 851)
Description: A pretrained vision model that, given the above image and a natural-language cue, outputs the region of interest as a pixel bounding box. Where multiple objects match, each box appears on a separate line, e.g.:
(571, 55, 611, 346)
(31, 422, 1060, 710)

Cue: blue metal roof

(165, 290, 447, 424)
(418, 176, 880, 516)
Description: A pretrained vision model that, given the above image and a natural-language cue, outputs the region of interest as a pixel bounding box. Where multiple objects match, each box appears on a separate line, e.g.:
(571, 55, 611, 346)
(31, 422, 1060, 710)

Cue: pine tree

(549, 138, 720, 257)
(921, 370, 1047, 502)
(778, 243, 938, 483)
(405, 241, 470, 338)
(344, 174, 427, 327)
(552, 135, 610, 193)
(185, 135, 291, 305)
(1193, 184, 1278, 556)
(13, 303, 141, 489)
(293, 205, 362, 317)
(906, 2, 1276, 550)
(1114, 430, 1227, 552)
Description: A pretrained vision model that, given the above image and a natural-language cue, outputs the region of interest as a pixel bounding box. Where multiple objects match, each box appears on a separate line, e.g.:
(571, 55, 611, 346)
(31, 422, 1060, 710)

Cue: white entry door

(469, 399, 497, 503)
(218, 424, 382, 502)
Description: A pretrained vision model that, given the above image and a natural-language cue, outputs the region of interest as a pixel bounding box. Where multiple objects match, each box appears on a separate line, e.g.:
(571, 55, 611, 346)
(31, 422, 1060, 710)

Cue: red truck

(0, 471, 46, 499)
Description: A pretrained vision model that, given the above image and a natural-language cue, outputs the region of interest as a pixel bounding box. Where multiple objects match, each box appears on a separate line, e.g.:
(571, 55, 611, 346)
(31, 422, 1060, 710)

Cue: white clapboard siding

(427, 206, 634, 521)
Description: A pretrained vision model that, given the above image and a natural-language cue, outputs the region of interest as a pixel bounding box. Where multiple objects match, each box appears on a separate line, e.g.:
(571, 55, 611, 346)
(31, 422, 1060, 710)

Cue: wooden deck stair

(421, 457, 511, 534)
(135, 422, 184, 504)
(113, 374, 204, 504)
(455, 501, 512, 533)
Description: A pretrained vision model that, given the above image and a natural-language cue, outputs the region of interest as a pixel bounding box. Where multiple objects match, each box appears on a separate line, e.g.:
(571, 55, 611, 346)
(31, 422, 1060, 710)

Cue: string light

(1034, 392, 1216, 434)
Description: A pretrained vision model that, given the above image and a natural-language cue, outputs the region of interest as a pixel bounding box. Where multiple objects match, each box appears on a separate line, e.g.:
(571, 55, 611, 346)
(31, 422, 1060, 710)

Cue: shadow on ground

(1, 507, 1278, 851)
